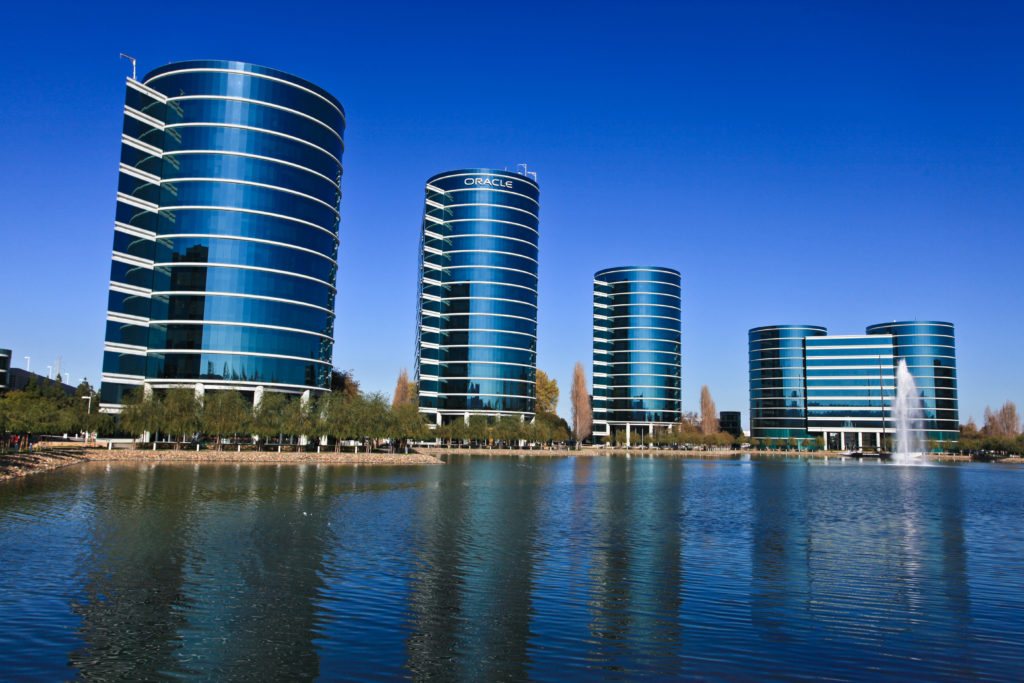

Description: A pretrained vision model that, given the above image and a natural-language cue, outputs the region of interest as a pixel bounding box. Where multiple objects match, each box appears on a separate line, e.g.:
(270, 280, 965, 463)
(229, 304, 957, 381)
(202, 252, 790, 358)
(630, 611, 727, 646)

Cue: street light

(24, 356, 30, 372)
(82, 395, 92, 413)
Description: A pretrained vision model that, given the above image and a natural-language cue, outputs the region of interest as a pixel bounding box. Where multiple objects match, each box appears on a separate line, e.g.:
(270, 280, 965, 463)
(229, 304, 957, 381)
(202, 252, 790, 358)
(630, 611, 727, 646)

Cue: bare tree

(984, 401, 1020, 438)
(393, 368, 411, 407)
(699, 385, 718, 435)
(570, 362, 592, 443)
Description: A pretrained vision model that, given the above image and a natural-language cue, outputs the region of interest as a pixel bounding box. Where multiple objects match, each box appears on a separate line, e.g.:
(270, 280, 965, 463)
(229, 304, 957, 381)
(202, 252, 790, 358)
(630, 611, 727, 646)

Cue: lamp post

(81, 396, 93, 443)
(24, 356, 30, 372)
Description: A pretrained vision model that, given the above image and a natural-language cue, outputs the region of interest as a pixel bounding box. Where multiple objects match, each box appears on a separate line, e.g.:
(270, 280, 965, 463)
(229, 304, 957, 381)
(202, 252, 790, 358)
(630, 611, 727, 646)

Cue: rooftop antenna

(517, 163, 538, 181)
(120, 53, 137, 80)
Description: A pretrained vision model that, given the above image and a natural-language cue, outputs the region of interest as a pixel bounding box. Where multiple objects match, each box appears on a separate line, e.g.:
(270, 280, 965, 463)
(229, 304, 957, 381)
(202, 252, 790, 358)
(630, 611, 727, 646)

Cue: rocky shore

(0, 444, 442, 482)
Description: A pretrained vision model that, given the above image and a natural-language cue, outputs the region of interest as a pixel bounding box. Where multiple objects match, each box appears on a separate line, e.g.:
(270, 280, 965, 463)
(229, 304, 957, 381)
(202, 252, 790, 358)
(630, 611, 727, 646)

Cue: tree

(200, 390, 250, 450)
(467, 414, 490, 447)
(392, 368, 417, 407)
(162, 387, 201, 449)
(494, 416, 523, 449)
(570, 362, 592, 445)
(391, 402, 428, 450)
(330, 369, 360, 398)
(252, 391, 288, 451)
(699, 385, 718, 436)
(119, 387, 163, 447)
(535, 369, 559, 414)
(983, 402, 1020, 438)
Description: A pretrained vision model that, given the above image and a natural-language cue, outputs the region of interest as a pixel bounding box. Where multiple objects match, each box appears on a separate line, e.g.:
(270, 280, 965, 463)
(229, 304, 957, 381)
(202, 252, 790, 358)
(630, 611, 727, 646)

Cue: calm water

(1, 456, 1023, 681)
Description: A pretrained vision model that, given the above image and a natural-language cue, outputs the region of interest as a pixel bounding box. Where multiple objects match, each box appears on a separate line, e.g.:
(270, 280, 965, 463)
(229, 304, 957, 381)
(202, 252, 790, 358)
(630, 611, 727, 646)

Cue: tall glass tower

(592, 266, 682, 440)
(100, 60, 344, 411)
(415, 169, 540, 424)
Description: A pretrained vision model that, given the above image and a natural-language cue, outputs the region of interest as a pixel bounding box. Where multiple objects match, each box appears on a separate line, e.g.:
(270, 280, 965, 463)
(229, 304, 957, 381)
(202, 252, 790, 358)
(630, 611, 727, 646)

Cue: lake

(1, 455, 1022, 680)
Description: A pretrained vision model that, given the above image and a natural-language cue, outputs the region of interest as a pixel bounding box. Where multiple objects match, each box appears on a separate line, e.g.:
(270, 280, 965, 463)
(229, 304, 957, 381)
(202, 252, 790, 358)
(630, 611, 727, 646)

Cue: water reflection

(0, 457, 1021, 680)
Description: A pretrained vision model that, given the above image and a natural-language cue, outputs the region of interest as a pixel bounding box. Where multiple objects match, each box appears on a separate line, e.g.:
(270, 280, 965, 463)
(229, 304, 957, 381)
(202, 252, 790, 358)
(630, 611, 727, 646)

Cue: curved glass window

(439, 379, 533, 396)
(445, 189, 539, 214)
(154, 236, 336, 282)
(148, 352, 329, 388)
(163, 153, 339, 205)
(148, 70, 345, 135)
(442, 298, 535, 319)
(156, 208, 336, 256)
(110, 260, 153, 289)
(444, 223, 538, 243)
(148, 323, 329, 358)
(150, 294, 332, 332)
(171, 98, 341, 155)
(437, 395, 535, 413)
(440, 346, 535, 365)
(440, 331, 535, 350)
(440, 204, 538, 228)
(153, 266, 334, 308)
(440, 363, 534, 382)
(105, 321, 149, 347)
(162, 126, 339, 180)
(442, 314, 536, 335)
(432, 251, 537, 273)
(443, 267, 537, 288)
(159, 181, 338, 229)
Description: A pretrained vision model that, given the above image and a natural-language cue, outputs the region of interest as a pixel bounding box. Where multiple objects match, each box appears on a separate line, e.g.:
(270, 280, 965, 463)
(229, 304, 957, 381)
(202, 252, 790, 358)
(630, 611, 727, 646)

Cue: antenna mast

(119, 53, 137, 80)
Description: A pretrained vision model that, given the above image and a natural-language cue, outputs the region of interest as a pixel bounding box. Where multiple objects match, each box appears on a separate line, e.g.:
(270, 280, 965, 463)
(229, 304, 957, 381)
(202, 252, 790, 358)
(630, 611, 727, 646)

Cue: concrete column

(626, 423, 631, 448)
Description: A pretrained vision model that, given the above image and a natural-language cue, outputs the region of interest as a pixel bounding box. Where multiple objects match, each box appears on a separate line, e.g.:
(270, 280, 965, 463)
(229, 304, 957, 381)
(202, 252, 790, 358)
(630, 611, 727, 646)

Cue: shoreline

(0, 445, 442, 482)
(1, 444, 1017, 483)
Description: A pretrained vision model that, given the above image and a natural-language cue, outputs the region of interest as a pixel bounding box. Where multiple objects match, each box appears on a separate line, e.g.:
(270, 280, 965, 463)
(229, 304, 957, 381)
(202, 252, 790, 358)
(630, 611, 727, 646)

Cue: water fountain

(891, 358, 929, 464)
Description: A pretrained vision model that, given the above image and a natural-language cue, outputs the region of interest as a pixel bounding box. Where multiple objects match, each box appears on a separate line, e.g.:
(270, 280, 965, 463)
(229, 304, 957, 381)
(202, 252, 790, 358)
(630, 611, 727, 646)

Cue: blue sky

(1, 1, 1021, 427)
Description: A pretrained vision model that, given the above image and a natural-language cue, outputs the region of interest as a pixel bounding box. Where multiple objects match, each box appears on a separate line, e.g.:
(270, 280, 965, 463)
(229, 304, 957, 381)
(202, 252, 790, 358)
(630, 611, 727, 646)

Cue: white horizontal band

(145, 67, 345, 122)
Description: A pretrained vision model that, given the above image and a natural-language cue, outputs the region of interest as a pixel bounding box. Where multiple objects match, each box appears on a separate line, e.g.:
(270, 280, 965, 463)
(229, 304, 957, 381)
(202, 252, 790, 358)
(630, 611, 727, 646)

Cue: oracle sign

(464, 177, 513, 189)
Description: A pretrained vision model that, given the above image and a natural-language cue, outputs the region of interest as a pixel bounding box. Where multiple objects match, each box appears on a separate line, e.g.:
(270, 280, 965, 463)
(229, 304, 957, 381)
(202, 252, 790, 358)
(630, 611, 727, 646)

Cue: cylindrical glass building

(100, 60, 343, 410)
(592, 267, 682, 435)
(416, 169, 540, 423)
(866, 321, 959, 442)
(748, 325, 827, 440)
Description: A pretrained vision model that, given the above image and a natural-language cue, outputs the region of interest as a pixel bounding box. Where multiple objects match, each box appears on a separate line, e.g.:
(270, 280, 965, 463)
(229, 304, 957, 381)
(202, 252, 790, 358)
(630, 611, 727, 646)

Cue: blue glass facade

(866, 321, 959, 442)
(750, 322, 959, 447)
(100, 61, 343, 410)
(592, 267, 681, 433)
(805, 335, 895, 450)
(0, 349, 10, 391)
(749, 325, 827, 440)
(416, 169, 540, 422)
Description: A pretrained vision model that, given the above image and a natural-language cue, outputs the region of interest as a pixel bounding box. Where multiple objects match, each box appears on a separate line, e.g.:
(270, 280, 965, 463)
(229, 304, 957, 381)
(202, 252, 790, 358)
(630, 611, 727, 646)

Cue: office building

(100, 60, 344, 411)
(592, 267, 682, 440)
(415, 169, 540, 424)
(0, 349, 10, 391)
(749, 321, 958, 448)
(719, 411, 742, 437)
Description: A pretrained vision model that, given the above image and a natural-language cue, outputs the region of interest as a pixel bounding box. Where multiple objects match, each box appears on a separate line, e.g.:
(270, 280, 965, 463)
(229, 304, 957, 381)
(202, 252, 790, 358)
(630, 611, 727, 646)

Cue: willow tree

(570, 362, 592, 445)
(699, 385, 718, 436)
(200, 390, 250, 450)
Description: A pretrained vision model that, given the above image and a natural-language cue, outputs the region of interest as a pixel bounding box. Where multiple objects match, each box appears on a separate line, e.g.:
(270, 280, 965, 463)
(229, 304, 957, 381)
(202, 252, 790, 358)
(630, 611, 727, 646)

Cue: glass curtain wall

(416, 169, 540, 423)
(100, 60, 344, 410)
(866, 321, 959, 443)
(592, 267, 681, 434)
(748, 325, 827, 441)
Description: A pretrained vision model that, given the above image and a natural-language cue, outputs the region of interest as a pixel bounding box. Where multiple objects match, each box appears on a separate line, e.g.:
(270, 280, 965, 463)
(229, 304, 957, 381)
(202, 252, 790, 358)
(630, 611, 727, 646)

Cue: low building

(749, 321, 958, 448)
(6, 369, 76, 396)
(0, 349, 10, 391)
(718, 411, 742, 437)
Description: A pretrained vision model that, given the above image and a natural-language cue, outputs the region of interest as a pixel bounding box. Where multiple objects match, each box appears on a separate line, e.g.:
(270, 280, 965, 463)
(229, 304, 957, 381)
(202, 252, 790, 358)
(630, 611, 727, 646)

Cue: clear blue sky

(1, 1, 1021, 427)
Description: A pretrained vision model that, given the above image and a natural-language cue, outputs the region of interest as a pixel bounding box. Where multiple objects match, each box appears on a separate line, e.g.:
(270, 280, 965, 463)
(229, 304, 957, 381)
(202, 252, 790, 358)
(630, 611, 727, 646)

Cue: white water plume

(892, 359, 928, 464)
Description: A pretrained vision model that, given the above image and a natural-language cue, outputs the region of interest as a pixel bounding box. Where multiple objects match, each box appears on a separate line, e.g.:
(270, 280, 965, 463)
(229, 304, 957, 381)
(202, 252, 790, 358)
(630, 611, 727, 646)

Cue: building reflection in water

(69, 463, 333, 680)
(404, 456, 541, 680)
